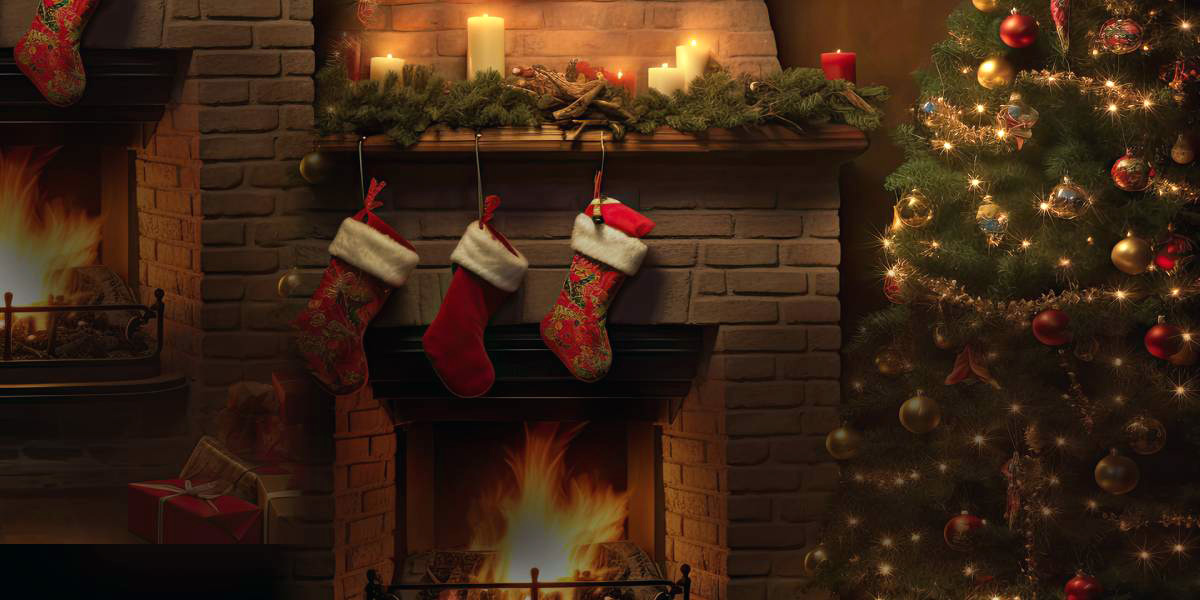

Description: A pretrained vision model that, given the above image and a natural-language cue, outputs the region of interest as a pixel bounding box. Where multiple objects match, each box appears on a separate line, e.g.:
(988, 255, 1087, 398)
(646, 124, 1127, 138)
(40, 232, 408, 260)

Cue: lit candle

(601, 68, 636, 95)
(369, 54, 405, 83)
(648, 63, 685, 96)
(467, 13, 505, 79)
(821, 49, 857, 84)
(675, 39, 709, 91)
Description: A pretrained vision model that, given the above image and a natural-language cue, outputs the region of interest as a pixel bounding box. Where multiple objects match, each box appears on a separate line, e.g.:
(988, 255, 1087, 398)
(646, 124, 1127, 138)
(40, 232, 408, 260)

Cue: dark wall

(766, 0, 962, 325)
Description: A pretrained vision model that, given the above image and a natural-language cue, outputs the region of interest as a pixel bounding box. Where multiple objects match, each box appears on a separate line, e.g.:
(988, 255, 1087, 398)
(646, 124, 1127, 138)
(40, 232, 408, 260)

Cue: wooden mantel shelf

(317, 124, 869, 158)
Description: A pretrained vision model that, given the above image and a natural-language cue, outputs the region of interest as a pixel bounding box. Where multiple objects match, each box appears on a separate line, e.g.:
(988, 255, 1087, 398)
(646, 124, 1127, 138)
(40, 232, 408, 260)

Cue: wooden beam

(317, 124, 869, 159)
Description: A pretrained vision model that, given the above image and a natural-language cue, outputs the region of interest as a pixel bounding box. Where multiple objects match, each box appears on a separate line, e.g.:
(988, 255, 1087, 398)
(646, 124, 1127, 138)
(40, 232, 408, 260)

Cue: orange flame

(0, 148, 102, 310)
(469, 423, 629, 597)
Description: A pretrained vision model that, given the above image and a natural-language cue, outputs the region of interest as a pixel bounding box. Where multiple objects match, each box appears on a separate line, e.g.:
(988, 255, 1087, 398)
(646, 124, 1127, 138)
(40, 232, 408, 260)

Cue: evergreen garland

(315, 61, 888, 146)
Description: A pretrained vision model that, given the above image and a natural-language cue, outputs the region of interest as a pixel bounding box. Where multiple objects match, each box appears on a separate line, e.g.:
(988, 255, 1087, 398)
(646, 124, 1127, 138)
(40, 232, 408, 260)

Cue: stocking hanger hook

(474, 131, 485, 228)
(357, 135, 368, 204)
(589, 131, 606, 224)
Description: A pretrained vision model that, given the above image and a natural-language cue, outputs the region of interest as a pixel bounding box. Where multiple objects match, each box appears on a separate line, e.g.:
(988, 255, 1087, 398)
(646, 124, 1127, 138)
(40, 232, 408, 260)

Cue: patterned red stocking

(15, 0, 101, 107)
(293, 180, 419, 395)
(540, 203, 654, 383)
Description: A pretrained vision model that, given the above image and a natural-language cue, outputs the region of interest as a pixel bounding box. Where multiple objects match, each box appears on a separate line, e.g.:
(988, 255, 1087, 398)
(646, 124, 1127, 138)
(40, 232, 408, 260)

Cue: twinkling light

(877, 562, 894, 577)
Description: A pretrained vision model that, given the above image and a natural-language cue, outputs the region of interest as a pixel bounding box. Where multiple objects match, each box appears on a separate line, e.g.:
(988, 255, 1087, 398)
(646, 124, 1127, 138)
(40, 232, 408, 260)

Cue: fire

(0, 148, 102, 310)
(469, 423, 629, 596)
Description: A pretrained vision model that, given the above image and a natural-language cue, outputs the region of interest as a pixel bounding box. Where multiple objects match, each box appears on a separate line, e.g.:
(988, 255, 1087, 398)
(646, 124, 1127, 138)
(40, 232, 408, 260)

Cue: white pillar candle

(647, 63, 685, 95)
(369, 54, 406, 83)
(467, 14, 506, 79)
(675, 38, 710, 91)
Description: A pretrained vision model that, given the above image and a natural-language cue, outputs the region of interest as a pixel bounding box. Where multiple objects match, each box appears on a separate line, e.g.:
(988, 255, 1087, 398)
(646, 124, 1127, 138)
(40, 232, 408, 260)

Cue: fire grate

(367, 564, 692, 600)
(0, 288, 165, 382)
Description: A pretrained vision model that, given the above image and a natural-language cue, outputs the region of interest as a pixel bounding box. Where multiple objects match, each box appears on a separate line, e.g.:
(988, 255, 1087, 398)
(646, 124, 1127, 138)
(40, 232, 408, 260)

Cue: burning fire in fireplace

(469, 423, 630, 596)
(0, 148, 102, 310)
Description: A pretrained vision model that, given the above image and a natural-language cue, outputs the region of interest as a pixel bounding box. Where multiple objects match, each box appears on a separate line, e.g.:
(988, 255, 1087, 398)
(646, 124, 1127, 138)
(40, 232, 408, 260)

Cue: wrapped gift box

(128, 478, 262, 544)
(180, 435, 288, 502)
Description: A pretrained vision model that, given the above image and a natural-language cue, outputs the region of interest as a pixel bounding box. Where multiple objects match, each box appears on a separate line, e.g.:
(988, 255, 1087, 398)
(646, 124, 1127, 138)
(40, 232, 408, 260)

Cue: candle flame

(662, 63, 669, 68)
(386, 53, 392, 58)
(616, 70, 623, 79)
(690, 39, 698, 46)
(837, 49, 842, 53)
(483, 13, 488, 17)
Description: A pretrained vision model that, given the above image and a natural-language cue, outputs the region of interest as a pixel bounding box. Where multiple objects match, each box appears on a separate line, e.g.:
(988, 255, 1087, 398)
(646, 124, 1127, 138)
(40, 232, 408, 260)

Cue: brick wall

(328, 0, 781, 88)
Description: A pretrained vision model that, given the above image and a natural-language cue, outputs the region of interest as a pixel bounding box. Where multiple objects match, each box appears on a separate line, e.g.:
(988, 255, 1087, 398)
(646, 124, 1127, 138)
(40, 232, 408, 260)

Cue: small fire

(469, 424, 629, 598)
(0, 148, 102, 310)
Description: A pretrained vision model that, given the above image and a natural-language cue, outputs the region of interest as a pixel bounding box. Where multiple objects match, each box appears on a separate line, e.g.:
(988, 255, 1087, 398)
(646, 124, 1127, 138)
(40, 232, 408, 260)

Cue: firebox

(363, 325, 702, 595)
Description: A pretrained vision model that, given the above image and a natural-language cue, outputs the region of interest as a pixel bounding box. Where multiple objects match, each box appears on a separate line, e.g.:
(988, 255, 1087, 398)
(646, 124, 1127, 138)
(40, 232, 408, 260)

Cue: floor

(0, 487, 144, 543)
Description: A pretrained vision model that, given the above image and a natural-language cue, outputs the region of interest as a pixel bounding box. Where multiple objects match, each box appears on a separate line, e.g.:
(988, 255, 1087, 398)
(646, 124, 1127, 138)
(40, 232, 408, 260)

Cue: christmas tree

(813, 1, 1200, 599)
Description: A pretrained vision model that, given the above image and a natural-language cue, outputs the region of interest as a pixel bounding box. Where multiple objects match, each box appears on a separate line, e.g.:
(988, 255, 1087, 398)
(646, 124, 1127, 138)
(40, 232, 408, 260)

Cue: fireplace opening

(401, 420, 665, 600)
(0, 144, 159, 374)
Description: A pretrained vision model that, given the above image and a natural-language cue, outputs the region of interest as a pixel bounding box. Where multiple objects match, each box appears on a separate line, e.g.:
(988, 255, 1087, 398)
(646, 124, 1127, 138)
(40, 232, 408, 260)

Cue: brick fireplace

(3, 2, 857, 600)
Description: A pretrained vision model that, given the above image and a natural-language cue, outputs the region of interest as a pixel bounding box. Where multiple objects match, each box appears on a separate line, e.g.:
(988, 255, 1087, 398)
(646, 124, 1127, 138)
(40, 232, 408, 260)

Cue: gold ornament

(1095, 449, 1139, 495)
(977, 57, 1015, 90)
(1111, 236, 1153, 275)
(1124, 416, 1166, 455)
(874, 348, 910, 376)
(826, 425, 863, 460)
(899, 392, 942, 434)
(972, 0, 1000, 11)
(277, 266, 303, 298)
(1173, 134, 1196, 165)
(895, 189, 933, 229)
(299, 150, 335, 184)
(803, 546, 828, 576)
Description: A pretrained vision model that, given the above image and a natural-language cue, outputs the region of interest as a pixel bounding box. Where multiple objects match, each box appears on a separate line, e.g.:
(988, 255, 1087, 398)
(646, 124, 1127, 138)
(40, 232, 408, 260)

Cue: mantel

(317, 124, 869, 161)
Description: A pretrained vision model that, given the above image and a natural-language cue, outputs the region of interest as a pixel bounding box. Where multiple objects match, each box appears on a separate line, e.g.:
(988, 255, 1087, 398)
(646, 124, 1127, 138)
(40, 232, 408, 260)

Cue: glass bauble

(1110, 151, 1155, 192)
(977, 57, 1015, 89)
(896, 189, 933, 228)
(1100, 18, 1144, 55)
(1046, 176, 1091, 218)
(1094, 449, 1139, 495)
(299, 150, 335, 184)
(976, 196, 1008, 236)
(1124, 416, 1166, 455)
(826, 425, 863, 460)
(899, 393, 942, 434)
(1111, 236, 1153, 275)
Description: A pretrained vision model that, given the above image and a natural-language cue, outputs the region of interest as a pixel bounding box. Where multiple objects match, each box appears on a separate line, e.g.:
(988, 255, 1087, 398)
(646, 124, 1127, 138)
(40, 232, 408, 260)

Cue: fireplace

(0, 48, 187, 492)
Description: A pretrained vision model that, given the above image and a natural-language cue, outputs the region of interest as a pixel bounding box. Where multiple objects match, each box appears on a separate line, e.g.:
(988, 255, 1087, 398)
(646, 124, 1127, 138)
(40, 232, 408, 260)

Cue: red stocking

(293, 180, 419, 395)
(16, 0, 101, 107)
(540, 201, 653, 382)
(422, 197, 528, 398)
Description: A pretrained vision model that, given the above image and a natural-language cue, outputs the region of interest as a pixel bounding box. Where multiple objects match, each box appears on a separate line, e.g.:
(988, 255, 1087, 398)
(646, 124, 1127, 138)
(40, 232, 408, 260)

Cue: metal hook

(357, 136, 367, 205)
(474, 131, 485, 228)
(599, 130, 606, 179)
(589, 131, 607, 224)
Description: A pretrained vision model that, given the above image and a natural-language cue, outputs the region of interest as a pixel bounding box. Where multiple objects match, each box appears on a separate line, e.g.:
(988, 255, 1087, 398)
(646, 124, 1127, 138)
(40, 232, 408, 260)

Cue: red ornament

(884, 275, 906, 304)
(1111, 150, 1156, 192)
(1155, 233, 1193, 270)
(1064, 571, 1103, 600)
(944, 511, 985, 551)
(1145, 323, 1184, 359)
(1032, 309, 1071, 346)
(1000, 9, 1039, 48)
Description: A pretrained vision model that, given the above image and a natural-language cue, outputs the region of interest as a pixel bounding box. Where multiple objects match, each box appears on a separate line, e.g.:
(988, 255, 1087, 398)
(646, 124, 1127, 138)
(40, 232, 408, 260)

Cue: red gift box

(128, 478, 263, 544)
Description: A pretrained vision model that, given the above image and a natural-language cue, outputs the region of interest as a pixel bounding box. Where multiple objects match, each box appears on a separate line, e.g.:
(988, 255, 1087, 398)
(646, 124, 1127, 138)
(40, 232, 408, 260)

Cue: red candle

(821, 49, 857, 84)
(601, 68, 636, 95)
